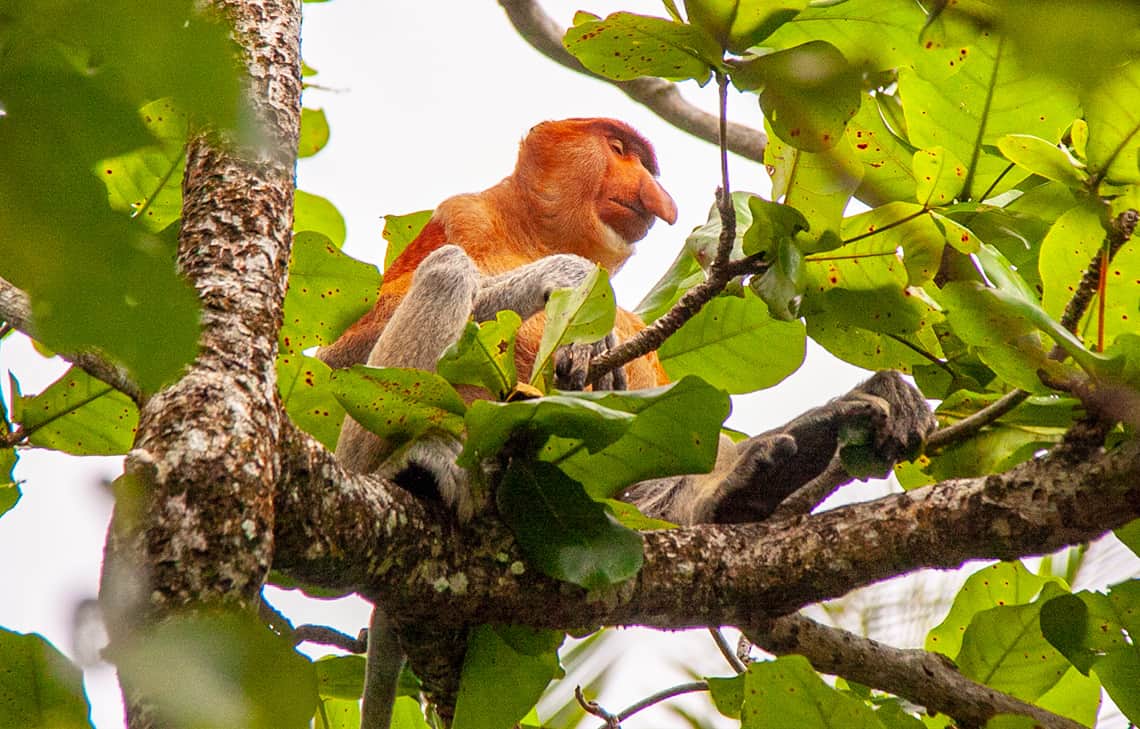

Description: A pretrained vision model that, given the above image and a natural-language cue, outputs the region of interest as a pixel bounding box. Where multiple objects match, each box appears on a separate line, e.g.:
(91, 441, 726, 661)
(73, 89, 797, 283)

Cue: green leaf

(839, 201, 945, 284)
(315, 697, 360, 729)
(437, 311, 522, 400)
(657, 292, 806, 394)
(741, 196, 810, 260)
(735, 41, 861, 153)
(0, 59, 201, 394)
(276, 353, 346, 451)
(845, 91, 920, 206)
(765, 123, 863, 245)
(926, 561, 1058, 659)
(0, 628, 91, 729)
(634, 246, 706, 324)
(315, 655, 365, 700)
(740, 655, 884, 729)
(1042, 580, 1140, 723)
(750, 236, 805, 320)
(601, 499, 677, 530)
(460, 394, 634, 469)
(708, 673, 744, 718)
(996, 134, 1088, 188)
(454, 626, 563, 729)
(383, 210, 434, 269)
(1084, 58, 1140, 184)
(898, 33, 1079, 199)
(562, 12, 721, 83)
(913, 146, 967, 207)
(1117, 519, 1140, 559)
(96, 97, 188, 232)
(955, 583, 1074, 702)
(390, 696, 431, 729)
(548, 377, 730, 498)
(112, 610, 318, 729)
(680, 191, 754, 269)
(684, 0, 807, 53)
(530, 267, 616, 390)
(280, 231, 381, 354)
(498, 460, 644, 590)
(16, 367, 138, 456)
(294, 190, 347, 249)
(299, 108, 330, 159)
(330, 366, 466, 445)
(764, 0, 926, 70)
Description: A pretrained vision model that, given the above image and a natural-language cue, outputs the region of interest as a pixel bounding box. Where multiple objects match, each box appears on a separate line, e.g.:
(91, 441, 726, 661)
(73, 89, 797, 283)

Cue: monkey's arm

(624, 371, 936, 525)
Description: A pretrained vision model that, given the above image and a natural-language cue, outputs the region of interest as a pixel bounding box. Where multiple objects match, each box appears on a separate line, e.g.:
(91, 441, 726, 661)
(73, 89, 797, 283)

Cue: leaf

(96, 97, 188, 232)
(562, 12, 721, 84)
(839, 201, 945, 284)
(741, 196, 810, 260)
(437, 311, 522, 400)
(954, 583, 1075, 702)
(294, 190, 347, 249)
(898, 33, 1079, 199)
(765, 122, 863, 246)
(314, 655, 365, 700)
(390, 696, 431, 729)
(684, 0, 807, 53)
(383, 210, 434, 269)
(16, 367, 138, 456)
(530, 267, 616, 390)
(601, 499, 677, 530)
(548, 377, 730, 498)
(926, 561, 1058, 659)
(330, 366, 466, 445)
(460, 394, 634, 469)
(681, 190, 754, 269)
(1041, 580, 1140, 723)
(454, 625, 564, 729)
(299, 108, 330, 158)
(913, 146, 967, 207)
(657, 292, 806, 394)
(280, 231, 382, 354)
(634, 246, 706, 324)
(750, 236, 805, 320)
(112, 610, 318, 729)
(707, 673, 744, 718)
(0, 628, 91, 729)
(276, 353, 346, 451)
(740, 655, 883, 729)
(498, 460, 644, 590)
(996, 134, 1088, 188)
(735, 40, 861, 153)
(845, 91, 920, 206)
(763, 0, 927, 70)
(1083, 58, 1140, 184)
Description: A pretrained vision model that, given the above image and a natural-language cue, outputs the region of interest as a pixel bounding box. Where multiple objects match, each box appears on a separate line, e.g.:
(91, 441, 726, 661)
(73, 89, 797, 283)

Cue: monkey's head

(514, 118, 678, 270)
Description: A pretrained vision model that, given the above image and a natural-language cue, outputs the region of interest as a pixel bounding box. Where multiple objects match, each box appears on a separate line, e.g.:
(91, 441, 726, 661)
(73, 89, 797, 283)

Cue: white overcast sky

(0, 2, 970, 727)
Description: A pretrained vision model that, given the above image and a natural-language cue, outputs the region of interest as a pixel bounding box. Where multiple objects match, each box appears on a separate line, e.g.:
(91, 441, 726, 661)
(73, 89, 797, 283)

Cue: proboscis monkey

(318, 118, 936, 727)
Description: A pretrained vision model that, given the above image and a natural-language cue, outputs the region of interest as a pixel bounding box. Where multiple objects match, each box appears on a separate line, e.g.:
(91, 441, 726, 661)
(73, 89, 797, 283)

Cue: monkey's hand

(473, 254, 597, 322)
(376, 433, 476, 522)
(554, 333, 628, 392)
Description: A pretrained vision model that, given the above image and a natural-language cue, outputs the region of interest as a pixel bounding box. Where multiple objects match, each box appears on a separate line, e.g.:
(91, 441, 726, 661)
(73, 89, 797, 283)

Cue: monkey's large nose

(641, 177, 678, 225)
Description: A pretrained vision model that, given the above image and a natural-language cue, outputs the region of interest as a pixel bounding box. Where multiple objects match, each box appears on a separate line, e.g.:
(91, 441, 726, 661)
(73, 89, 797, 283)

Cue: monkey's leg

(625, 372, 935, 526)
(334, 245, 479, 729)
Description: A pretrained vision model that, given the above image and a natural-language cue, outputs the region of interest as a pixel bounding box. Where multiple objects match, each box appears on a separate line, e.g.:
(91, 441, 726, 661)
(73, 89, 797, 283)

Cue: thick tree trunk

(99, 1, 303, 726)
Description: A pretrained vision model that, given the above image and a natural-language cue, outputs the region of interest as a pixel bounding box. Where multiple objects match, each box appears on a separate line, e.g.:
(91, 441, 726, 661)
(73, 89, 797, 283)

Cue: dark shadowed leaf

(498, 460, 643, 590)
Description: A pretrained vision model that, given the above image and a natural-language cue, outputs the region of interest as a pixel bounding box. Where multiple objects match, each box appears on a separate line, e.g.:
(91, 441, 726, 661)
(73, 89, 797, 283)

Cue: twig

(924, 389, 1030, 452)
(0, 275, 141, 402)
(294, 624, 368, 653)
(708, 627, 747, 674)
(591, 681, 709, 729)
(749, 615, 1087, 729)
(498, 0, 766, 163)
(576, 686, 619, 729)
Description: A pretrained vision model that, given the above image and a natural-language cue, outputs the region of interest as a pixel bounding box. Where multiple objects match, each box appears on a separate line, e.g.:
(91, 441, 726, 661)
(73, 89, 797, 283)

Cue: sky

(5, 2, 1132, 728)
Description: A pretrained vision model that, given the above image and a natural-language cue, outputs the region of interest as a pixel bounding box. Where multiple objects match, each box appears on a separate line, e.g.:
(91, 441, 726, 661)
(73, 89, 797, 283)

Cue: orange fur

(320, 118, 677, 389)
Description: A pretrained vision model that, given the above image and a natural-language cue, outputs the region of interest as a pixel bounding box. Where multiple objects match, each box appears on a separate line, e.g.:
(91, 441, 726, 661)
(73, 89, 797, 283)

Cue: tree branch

(0, 274, 142, 402)
(498, 0, 766, 163)
(749, 615, 1087, 729)
(274, 419, 1140, 632)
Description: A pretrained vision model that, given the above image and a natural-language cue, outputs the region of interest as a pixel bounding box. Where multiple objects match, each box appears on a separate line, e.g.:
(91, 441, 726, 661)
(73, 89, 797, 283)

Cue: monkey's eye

(608, 138, 625, 156)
